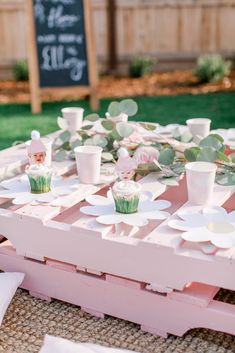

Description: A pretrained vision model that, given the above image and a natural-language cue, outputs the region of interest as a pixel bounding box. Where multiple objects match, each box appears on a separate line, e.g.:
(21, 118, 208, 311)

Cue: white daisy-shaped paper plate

(168, 206, 235, 253)
(80, 190, 171, 227)
(0, 174, 78, 205)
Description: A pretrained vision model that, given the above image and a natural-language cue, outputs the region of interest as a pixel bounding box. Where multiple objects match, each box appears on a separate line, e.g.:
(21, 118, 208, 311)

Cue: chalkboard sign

(26, 0, 98, 113)
(33, 0, 89, 87)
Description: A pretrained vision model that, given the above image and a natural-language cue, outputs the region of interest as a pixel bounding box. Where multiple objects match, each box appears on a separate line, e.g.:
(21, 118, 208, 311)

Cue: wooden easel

(25, 0, 99, 113)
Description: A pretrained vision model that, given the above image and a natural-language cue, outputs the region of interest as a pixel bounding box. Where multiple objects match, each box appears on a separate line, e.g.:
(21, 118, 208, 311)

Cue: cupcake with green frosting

(26, 164, 52, 194)
(112, 180, 141, 214)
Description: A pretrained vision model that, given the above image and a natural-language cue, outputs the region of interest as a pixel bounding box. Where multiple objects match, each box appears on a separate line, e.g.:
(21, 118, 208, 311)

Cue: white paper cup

(25, 138, 52, 166)
(185, 161, 217, 205)
(74, 146, 102, 184)
(186, 118, 211, 141)
(62, 107, 84, 131)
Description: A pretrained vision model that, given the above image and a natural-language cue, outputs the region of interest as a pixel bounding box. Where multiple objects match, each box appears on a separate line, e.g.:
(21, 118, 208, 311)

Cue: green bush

(13, 60, 29, 81)
(128, 56, 154, 78)
(195, 54, 231, 83)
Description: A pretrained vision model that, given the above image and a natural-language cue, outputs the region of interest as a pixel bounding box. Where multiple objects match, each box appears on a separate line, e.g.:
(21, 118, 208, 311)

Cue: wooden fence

(0, 0, 235, 78)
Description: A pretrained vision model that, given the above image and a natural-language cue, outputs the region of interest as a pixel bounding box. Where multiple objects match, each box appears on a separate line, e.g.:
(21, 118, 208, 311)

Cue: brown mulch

(0, 69, 235, 104)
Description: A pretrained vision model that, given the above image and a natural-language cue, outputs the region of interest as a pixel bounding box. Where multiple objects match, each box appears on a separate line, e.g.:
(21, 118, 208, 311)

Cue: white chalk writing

(34, 0, 87, 84)
(58, 34, 83, 44)
(41, 45, 86, 82)
(45, 0, 75, 4)
(48, 5, 80, 29)
(37, 35, 56, 44)
(34, 2, 46, 24)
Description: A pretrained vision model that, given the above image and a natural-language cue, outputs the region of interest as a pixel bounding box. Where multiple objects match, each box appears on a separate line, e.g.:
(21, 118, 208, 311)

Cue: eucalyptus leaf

(216, 150, 230, 162)
(101, 120, 115, 131)
(78, 130, 89, 141)
(116, 122, 134, 138)
(171, 163, 185, 174)
(82, 124, 93, 130)
(137, 162, 160, 172)
(184, 147, 201, 161)
(153, 160, 163, 171)
(197, 146, 217, 162)
(158, 148, 175, 165)
(229, 153, 235, 164)
(136, 162, 160, 176)
(71, 139, 82, 150)
(151, 143, 162, 150)
(58, 130, 71, 143)
(216, 173, 235, 186)
(105, 135, 115, 150)
(102, 152, 114, 161)
(84, 113, 100, 122)
(158, 177, 179, 186)
(12, 140, 24, 146)
(84, 138, 94, 146)
(54, 150, 67, 162)
(139, 122, 156, 131)
(109, 129, 122, 141)
(69, 150, 76, 160)
(181, 132, 193, 143)
(199, 135, 223, 151)
(210, 133, 224, 143)
(59, 141, 71, 151)
(108, 101, 121, 117)
(119, 99, 138, 116)
(171, 128, 192, 143)
(92, 135, 108, 148)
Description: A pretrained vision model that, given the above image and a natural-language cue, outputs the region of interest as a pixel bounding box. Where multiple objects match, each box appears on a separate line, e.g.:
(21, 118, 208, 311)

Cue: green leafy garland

(53, 99, 139, 162)
(52, 99, 235, 186)
(185, 134, 235, 186)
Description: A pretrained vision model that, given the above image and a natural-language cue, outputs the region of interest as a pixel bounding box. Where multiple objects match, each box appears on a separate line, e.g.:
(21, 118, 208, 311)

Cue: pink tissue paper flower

(120, 131, 144, 149)
(134, 146, 159, 165)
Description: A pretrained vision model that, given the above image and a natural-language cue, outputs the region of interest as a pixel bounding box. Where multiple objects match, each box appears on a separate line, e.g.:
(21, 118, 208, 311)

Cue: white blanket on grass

(0, 272, 25, 325)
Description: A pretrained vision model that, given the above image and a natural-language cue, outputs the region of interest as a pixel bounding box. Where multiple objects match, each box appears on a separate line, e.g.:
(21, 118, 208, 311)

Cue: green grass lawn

(0, 91, 235, 150)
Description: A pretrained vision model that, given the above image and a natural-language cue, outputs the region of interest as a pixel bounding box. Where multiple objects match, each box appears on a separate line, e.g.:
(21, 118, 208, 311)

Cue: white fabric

(0, 272, 25, 325)
(39, 335, 139, 353)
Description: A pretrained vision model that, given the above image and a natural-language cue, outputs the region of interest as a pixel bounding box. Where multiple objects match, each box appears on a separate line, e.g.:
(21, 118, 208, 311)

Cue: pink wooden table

(0, 138, 235, 338)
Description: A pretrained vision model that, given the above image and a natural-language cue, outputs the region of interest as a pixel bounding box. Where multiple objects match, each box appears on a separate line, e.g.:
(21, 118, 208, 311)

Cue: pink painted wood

(0, 241, 235, 338)
(0, 176, 234, 292)
(0, 130, 235, 337)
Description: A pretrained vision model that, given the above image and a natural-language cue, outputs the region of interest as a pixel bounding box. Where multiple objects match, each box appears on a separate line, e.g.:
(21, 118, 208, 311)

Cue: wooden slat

(15, 204, 62, 222)
(167, 282, 219, 307)
(71, 214, 112, 238)
(15, 182, 106, 224)
(1, 242, 235, 338)
(145, 181, 235, 247)
(1, 174, 235, 291)
(1, 128, 235, 293)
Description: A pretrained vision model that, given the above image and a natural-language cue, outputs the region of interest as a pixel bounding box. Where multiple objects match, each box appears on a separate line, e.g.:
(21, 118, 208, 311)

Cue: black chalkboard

(33, 0, 89, 88)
